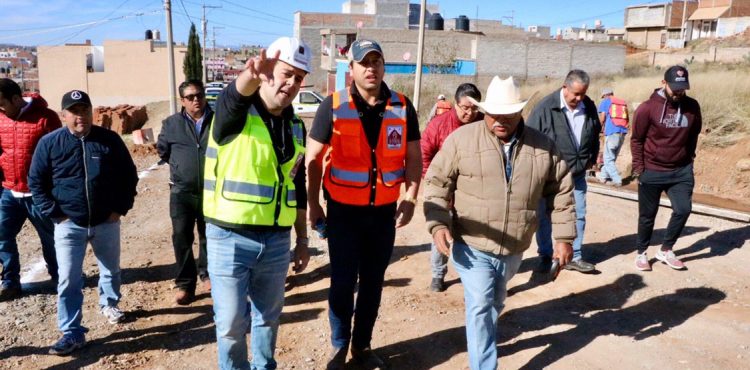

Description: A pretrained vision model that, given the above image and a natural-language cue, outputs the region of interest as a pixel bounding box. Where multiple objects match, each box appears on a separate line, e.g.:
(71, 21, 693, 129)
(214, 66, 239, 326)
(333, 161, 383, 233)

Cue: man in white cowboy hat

(423, 76, 576, 370)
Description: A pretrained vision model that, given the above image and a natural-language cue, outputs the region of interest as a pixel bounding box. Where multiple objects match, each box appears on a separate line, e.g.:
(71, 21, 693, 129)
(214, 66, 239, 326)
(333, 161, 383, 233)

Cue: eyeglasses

(457, 104, 478, 113)
(181, 93, 205, 101)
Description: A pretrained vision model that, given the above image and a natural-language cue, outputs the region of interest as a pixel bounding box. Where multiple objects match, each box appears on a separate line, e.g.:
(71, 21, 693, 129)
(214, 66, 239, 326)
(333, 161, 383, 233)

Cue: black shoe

(534, 255, 552, 273)
(326, 345, 348, 370)
(0, 284, 21, 302)
(351, 347, 389, 370)
(563, 259, 595, 273)
(429, 277, 445, 292)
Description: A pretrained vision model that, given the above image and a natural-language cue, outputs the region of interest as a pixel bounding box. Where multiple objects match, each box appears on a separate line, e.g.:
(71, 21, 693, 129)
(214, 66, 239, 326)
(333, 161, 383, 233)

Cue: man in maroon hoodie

(0, 79, 60, 300)
(631, 66, 702, 271)
(421, 83, 482, 292)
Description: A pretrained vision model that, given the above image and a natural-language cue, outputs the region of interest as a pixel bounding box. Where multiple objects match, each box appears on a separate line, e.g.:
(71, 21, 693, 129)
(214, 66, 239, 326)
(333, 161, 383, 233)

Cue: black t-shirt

(309, 82, 421, 147)
(212, 80, 307, 211)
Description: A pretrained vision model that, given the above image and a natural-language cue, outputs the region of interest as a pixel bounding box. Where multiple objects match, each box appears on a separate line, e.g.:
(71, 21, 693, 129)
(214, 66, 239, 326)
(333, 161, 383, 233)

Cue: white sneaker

(654, 249, 686, 270)
(100, 306, 125, 324)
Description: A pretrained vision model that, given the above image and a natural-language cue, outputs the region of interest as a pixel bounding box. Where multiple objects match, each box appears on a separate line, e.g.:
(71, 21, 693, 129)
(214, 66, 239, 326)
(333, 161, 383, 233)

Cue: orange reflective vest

(323, 88, 408, 206)
(609, 96, 629, 128)
(436, 100, 451, 116)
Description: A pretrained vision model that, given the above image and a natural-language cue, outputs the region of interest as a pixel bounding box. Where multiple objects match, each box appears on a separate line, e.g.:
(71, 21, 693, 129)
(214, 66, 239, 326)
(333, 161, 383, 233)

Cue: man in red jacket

(421, 83, 482, 292)
(631, 66, 702, 272)
(0, 78, 60, 301)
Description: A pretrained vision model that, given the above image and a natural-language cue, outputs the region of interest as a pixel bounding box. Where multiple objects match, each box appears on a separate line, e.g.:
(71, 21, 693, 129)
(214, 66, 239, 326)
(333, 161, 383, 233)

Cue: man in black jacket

(28, 90, 138, 355)
(527, 69, 601, 274)
(157, 80, 213, 305)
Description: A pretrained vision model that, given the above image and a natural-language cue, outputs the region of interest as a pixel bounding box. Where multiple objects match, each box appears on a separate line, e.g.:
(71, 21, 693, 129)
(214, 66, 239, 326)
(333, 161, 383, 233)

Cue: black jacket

(526, 89, 601, 177)
(28, 126, 138, 227)
(157, 108, 214, 194)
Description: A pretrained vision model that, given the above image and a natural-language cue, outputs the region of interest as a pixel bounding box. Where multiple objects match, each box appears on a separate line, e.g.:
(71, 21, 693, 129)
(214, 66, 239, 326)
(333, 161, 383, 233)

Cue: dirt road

(1, 150, 748, 369)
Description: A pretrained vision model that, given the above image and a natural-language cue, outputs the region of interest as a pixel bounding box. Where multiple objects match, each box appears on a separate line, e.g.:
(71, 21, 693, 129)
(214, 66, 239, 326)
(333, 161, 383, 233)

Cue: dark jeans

(0, 189, 57, 288)
(637, 164, 694, 254)
(170, 191, 208, 292)
(327, 201, 396, 350)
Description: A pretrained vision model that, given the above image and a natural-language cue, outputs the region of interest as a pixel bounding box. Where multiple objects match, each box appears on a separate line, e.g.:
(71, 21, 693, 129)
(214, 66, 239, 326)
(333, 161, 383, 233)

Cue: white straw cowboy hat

(467, 76, 529, 115)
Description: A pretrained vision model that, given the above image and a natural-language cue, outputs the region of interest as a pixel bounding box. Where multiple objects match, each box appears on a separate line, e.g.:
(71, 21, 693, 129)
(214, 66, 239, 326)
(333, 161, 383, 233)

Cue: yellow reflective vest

(203, 105, 305, 227)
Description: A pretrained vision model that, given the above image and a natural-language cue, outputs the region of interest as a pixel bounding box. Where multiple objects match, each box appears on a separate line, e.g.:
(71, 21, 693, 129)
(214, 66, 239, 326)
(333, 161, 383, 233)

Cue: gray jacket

(526, 89, 601, 177)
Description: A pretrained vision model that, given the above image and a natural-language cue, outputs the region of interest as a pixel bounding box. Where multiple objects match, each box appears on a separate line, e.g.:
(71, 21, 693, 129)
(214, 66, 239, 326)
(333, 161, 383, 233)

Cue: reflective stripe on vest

(609, 97, 629, 128)
(203, 105, 305, 227)
(323, 88, 408, 206)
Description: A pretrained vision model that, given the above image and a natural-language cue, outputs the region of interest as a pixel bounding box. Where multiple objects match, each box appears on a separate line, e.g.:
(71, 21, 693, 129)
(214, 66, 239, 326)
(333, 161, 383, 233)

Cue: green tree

(183, 23, 203, 81)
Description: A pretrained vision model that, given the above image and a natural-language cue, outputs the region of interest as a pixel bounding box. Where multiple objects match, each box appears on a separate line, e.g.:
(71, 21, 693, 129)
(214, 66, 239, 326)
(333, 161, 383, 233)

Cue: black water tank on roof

(145, 30, 153, 40)
(428, 13, 444, 30)
(456, 15, 470, 32)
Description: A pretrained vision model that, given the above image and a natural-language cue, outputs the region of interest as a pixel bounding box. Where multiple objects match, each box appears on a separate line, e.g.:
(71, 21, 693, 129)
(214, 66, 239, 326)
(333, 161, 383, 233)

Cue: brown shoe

(175, 289, 195, 305)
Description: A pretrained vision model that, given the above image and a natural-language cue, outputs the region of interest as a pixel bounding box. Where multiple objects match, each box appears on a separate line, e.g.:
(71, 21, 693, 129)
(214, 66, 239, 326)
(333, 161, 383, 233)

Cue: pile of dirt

(141, 101, 172, 139)
(130, 142, 159, 159)
(93, 105, 148, 135)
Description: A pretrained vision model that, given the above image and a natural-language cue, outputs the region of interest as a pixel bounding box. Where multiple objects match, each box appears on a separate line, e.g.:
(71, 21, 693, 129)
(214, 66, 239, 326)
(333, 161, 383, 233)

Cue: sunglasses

(181, 93, 205, 101)
(457, 104, 478, 113)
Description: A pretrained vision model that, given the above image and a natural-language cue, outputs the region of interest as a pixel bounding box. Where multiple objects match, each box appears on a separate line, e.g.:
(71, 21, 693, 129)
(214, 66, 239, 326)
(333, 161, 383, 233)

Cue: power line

(220, 0, 293, 24)
(213, 7, 292, 26)
(177, 0, 196, 24)
(0, 9, 162, 42)
(171, 10, 286, 37)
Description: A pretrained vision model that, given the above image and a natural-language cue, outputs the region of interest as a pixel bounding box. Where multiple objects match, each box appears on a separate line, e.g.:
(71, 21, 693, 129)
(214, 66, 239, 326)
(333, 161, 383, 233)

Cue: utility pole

(211, 26, 224, 81)
(413, 0, 426, 113)
(164, 0, 177, 114)
(201, 2, 221, 84)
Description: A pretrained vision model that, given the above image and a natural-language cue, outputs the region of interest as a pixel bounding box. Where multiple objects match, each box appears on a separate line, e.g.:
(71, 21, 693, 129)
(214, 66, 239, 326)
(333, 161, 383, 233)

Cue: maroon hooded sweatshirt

(631, 89, 702, 174)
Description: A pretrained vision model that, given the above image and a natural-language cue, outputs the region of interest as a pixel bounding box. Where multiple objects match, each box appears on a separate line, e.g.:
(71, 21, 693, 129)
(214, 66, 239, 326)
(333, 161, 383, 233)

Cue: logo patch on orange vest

(386, 125, 403, 149)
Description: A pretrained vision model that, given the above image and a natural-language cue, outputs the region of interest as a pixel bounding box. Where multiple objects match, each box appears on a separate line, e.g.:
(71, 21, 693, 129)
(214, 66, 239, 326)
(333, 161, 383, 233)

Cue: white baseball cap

(266, 37, 312, 73)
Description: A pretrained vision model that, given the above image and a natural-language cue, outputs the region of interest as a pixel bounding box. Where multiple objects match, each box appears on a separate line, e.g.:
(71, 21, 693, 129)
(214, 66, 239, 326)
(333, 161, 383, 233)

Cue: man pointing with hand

(203, 37, 311, 370)
(423, 76, 576, 370)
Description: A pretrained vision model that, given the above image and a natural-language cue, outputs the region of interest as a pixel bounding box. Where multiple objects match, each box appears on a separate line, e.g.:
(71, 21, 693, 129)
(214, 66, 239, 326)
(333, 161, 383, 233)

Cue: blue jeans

(452, 241, 522, 370)
(536, 173, 587, 260)
(207, 223, 291, 370)
(55, 219, 121, 336)
(598, 134, 624, 184)
(430, 242, 448, 279)
(0, 189, 57, 288)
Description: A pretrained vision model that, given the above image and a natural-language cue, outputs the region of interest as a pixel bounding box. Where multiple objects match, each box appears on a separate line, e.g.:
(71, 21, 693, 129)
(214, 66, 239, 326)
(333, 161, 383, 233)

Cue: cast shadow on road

(0, 304, 215, 367)
(515, 226, 710, 278)
(19, 262, 178, 299)
(0, 303, 323, 369)
(374, 274, 725, 369)
(677, 225, 749, 263)
(585, 226, 711, 266)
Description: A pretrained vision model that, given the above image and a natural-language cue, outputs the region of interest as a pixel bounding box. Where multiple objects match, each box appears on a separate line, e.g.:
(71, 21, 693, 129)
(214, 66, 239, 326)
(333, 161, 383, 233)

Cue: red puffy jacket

(0, 93, 62, 192)
(421, 107, 467, 178)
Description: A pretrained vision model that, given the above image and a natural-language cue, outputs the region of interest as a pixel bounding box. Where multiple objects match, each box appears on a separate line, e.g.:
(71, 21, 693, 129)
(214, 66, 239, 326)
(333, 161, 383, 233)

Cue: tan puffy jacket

(423, 121, 576, 256)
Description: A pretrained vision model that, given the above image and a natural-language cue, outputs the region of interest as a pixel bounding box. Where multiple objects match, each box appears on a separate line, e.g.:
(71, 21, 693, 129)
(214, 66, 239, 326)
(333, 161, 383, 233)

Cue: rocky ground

(0, 145, 748, 370)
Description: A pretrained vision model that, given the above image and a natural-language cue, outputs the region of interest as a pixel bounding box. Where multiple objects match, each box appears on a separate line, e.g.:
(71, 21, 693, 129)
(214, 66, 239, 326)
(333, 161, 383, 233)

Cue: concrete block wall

(358, 29, 476, 64)
(374, 0, 409, 29)
(571, 43, 626, 76)
(474, 38, 527, 77)
(525, 41, 572, 79)
(476, 38, 624, 80)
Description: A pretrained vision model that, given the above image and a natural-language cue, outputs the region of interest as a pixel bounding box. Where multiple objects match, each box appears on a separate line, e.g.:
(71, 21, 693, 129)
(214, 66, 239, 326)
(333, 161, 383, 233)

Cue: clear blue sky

(1, 0, 658, 47)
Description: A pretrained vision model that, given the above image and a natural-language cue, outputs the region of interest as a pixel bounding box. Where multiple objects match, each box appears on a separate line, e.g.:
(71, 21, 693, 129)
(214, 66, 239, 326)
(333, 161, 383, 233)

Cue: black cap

(61, 90, 92, 110)
(347, 39, 383, 63)
(664, 65, 690, 91)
